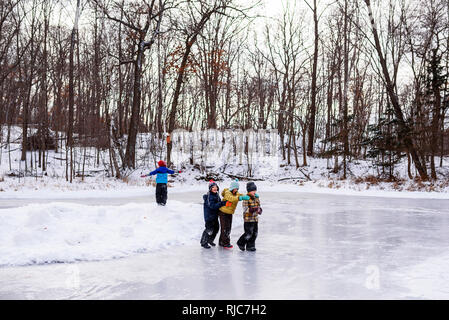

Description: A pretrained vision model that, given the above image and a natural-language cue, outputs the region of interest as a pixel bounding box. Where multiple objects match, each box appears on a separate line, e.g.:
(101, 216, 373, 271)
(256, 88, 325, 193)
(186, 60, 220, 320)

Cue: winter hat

(208, 180, 219, 191)
(229, 179, 239, 191)
(158, 160, 166, 167)
(246, 181, 257, 192)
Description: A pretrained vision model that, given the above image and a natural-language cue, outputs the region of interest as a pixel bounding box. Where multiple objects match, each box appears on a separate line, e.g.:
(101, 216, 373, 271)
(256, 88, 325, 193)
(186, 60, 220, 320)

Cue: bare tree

(94, 0, 169, 169)
(305, 0, 319, 157)
(364, 0, 428, 180)
(166, 0, 253, 166)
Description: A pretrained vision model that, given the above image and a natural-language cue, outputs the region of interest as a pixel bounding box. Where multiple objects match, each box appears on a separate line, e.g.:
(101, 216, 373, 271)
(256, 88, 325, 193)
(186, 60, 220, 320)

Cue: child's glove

(257, 207, 263, 215)
(140, 175, 147, 178)
(255, 193, 259, 198)
(225, 201, 233, 207)
(239, 195, 250, 201)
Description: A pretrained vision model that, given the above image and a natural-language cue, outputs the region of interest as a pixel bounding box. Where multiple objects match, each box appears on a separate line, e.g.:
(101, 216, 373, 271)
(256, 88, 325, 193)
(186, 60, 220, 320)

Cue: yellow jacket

(219, 188, 244, 214)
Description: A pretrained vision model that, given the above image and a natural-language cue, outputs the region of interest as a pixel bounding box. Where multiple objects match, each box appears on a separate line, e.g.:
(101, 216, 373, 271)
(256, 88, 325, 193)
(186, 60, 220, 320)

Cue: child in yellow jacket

(218, 179, 250, 248)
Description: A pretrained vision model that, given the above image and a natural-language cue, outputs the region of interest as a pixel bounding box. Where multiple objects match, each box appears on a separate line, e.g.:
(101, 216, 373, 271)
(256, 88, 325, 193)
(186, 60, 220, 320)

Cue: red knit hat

(158, 160, 166, 167)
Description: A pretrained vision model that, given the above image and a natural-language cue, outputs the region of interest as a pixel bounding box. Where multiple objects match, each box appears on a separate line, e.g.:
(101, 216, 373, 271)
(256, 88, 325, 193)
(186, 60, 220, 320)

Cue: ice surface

(0, 190, 449, 299)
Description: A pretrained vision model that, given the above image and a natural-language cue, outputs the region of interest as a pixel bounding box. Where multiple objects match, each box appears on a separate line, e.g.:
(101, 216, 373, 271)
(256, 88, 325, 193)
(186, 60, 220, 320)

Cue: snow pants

(200, 217, 219, 246)
(155, 183, 168, 205)
(218, 212, 233, 247)
(237, 222, 258, 250)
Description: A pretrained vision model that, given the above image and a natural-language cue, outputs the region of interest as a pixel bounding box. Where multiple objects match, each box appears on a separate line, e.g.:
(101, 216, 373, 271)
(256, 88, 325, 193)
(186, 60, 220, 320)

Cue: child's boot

(236, 239, 245, 251)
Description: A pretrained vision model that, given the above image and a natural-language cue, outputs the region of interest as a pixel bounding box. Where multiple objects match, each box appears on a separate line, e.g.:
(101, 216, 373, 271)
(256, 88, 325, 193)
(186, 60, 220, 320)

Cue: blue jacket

(203, 191, 226, 221)
(148, 166, 175, 184)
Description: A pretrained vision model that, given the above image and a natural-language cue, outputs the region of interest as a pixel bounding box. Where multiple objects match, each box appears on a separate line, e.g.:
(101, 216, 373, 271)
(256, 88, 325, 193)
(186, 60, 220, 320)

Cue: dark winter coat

(203, 191, 227, 222)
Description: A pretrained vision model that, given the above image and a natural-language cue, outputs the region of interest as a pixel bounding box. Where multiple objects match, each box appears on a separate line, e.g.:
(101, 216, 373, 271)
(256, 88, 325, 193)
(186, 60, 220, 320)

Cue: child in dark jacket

(201, 180, 227, 249)
(237, 181, 262, 252)
(141, 160, 181, 206)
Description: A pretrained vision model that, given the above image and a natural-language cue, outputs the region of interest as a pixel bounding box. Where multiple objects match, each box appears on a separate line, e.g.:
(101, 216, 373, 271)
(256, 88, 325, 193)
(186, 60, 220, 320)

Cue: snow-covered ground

(1, 189, 449, 299)
(1, 125, 449, 196)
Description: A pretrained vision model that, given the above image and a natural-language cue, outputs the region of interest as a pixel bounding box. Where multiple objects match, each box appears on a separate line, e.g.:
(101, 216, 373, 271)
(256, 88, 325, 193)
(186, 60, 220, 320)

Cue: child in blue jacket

(201, 180, 227, 249)
(142, 160, 180, 206)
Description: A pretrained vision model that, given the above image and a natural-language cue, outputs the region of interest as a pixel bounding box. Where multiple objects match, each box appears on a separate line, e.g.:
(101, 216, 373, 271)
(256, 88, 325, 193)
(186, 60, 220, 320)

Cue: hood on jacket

(222, 187, 239, 196)
(221, 188, 228, 197)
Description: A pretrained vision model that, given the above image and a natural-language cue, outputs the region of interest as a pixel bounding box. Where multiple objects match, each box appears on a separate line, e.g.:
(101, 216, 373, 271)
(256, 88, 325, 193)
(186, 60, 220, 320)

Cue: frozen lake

(1, 190, 449, 299)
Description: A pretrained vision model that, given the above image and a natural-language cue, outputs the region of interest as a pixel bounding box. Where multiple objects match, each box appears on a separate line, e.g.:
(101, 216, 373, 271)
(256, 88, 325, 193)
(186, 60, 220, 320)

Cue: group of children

(201, 179, 262, 251)
(143, 160, 263, 251)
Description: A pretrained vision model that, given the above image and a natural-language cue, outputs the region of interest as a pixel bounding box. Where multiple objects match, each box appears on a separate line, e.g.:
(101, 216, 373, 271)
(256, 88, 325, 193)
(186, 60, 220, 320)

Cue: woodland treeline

(0, 0, 448, 181)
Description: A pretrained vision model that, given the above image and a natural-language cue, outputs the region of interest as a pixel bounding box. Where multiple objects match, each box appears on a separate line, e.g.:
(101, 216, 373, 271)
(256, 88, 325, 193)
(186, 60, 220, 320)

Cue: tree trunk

(124, 40, 145, 169)
(167, 38, 195, 166)
(307, 0, 319, 156)
(430, 49, 441, 180)
(364, 0, 428, 180)
(67, 0, 81, 182)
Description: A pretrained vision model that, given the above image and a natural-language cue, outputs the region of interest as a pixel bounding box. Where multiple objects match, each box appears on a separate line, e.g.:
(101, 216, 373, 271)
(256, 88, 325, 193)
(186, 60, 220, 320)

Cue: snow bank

(0, 201, 203, 267)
